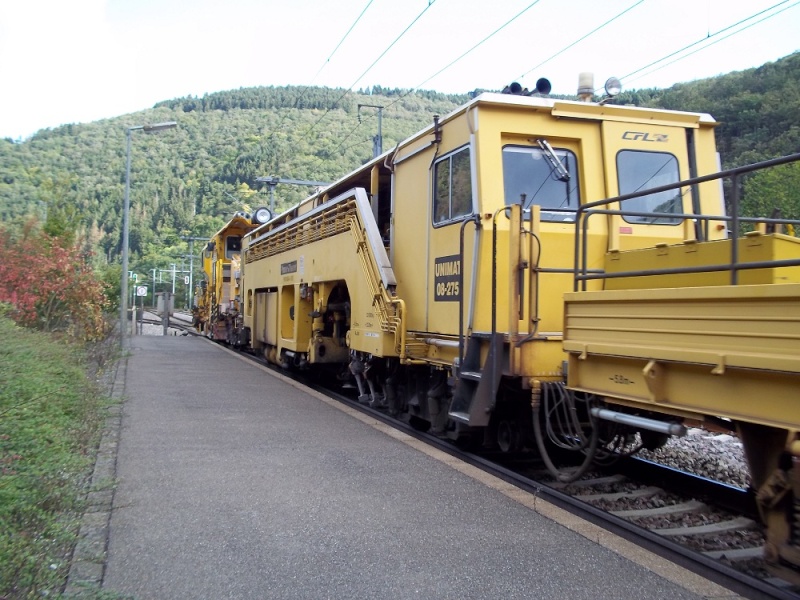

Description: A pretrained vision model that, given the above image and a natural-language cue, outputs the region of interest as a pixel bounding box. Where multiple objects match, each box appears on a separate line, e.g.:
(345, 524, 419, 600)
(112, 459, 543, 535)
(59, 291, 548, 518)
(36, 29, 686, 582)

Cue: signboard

(433, 254, 461, 302)
(136, 286, 148, 297)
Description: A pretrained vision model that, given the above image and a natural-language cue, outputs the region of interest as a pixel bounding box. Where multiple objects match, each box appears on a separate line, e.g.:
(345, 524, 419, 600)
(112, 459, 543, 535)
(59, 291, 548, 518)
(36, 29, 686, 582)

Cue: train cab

(194, 208, 271, 343)
(240, 76, 728, 429)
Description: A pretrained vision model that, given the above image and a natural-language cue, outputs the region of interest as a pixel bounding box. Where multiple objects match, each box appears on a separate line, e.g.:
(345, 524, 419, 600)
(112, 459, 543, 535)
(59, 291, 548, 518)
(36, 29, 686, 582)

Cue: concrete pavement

(99, 335, 739, 599)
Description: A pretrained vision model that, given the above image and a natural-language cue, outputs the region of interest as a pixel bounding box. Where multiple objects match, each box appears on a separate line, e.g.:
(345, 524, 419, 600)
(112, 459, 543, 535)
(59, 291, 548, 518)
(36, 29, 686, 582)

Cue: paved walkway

(85, 335, 739, 599)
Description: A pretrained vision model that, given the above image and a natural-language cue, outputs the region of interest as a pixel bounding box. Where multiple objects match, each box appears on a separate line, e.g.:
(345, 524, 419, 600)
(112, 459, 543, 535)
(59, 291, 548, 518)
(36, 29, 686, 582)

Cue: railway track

(136, 310, 196, 335)
(541, 466, 767, 575)
(192, 336, 798, 599)
(414, 427, 796, 599)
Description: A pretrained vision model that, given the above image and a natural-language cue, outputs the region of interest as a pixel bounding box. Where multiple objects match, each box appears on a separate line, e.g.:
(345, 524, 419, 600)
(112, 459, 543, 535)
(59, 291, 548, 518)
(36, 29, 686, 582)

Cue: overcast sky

(0, 0, 797, 140)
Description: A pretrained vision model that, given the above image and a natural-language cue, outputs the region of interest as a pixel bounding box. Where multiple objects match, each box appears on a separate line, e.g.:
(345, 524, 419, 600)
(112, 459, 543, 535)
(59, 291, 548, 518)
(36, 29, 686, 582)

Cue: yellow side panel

(244, 234, 396, 357)
(603, 233, 800, 289)
(393, 112, 474, 334)
(253, 291, 276, 346)
(568, 354, 800, 430)
(563, 283, 800, 429)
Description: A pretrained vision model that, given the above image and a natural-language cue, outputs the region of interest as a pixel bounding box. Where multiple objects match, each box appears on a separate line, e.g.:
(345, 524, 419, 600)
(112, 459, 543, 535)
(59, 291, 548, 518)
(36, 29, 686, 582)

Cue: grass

(0, 314, 114, 599)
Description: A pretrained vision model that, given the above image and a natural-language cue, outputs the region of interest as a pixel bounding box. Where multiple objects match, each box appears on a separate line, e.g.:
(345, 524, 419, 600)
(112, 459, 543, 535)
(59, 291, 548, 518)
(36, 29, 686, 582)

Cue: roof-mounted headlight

(252, 206, 272, 225)
(604, 77, 622, 98)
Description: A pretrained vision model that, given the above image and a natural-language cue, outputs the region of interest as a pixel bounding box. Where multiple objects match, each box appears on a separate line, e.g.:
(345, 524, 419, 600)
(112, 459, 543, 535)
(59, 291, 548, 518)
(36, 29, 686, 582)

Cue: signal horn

(534, 78, 551, 96)
(501, 78, 551, 97)
(501, 82, 525, 95)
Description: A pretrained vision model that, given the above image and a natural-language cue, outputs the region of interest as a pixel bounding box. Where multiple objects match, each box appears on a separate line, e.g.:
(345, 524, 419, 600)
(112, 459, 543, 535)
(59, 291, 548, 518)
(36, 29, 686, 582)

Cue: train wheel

(497, 420, 521, 453)
(409, 415, 431, 432)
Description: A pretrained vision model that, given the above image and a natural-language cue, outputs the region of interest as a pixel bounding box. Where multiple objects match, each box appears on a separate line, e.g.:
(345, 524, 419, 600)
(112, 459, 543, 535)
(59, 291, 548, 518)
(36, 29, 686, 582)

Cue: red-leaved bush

(0, 226, 110, 342)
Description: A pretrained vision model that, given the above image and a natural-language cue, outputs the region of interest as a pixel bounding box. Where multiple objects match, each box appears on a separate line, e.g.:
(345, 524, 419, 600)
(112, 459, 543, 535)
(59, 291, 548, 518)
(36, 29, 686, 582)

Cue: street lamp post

(180, 236, 208, 310)
(151, 268, 157, 308)
(120, 121, 177, 343)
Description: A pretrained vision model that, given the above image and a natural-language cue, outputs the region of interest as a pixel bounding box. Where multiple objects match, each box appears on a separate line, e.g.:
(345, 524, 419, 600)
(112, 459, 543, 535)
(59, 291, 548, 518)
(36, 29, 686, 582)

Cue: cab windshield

(502, 144, 580, 222)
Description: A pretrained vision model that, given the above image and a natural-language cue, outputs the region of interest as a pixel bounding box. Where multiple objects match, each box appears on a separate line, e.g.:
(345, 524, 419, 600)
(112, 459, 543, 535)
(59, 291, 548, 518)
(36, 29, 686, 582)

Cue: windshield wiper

(537, 139, 570, 182)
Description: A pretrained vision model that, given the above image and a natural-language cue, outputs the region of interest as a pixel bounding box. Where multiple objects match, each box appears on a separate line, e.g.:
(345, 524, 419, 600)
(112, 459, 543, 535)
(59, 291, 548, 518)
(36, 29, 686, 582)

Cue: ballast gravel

(638, 428, 750, 489)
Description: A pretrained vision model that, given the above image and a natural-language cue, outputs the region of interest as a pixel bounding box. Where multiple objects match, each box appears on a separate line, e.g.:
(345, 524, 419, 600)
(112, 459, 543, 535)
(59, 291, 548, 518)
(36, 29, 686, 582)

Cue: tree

(742, 161, 800, 235)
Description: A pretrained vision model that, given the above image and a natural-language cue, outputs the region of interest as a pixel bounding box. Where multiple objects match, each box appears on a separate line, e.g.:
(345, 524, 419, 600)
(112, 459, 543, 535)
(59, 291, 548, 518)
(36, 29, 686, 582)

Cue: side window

(433, 146, 473, 225)
(502, 144, 580, 222)
(617, 151, 682, 224)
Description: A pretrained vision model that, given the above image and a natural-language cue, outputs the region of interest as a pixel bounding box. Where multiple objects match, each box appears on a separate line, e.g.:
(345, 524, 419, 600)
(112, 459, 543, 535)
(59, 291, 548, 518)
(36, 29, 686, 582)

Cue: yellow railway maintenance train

(196, 76, 800, 581)
(194, 208, 271, 342)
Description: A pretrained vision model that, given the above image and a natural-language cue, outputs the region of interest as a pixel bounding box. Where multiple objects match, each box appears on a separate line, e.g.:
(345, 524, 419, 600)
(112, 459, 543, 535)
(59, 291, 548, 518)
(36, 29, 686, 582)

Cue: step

(459, 370, 482, 382)
(448, 411, 470, 423)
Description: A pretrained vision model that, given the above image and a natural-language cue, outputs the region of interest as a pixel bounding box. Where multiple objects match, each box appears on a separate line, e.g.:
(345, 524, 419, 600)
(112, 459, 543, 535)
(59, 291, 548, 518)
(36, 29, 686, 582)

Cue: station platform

(100, 335, 741, 599)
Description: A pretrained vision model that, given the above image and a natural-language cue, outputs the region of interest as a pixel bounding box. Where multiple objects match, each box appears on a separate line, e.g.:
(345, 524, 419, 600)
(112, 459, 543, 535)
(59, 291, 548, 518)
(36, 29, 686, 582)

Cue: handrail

(348, 213, 408, 357)
(573, 152, 800, 291)
(458, 215, 481, 367)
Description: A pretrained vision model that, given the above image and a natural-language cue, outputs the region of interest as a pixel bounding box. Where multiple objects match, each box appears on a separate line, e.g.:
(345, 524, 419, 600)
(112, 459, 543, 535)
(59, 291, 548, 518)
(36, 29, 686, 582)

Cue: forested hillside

(0, 53, 797, 308)
(0, 85, 466, 304)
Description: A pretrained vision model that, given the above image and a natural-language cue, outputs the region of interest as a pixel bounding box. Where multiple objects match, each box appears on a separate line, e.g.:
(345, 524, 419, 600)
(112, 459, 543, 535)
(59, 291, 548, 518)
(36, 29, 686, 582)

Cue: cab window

(502, 145, 579, 222)
(225, 235, 242, 259)
(617, 150, 682, 224)
(433, 146, 473, 225)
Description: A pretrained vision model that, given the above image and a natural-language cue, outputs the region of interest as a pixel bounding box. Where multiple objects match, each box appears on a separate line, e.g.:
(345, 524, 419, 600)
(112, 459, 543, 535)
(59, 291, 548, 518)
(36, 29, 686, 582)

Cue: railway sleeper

(703, 546, 766, 562)
(651, 516, 757, 537)
(575, 485, 662, 502)
(611, 499, 706, 519)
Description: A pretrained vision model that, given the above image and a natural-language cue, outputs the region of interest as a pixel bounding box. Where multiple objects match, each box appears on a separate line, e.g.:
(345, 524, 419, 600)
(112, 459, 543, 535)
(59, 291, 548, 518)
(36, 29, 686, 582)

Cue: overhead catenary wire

(360, 0, 796, 102)
(293, 0, 798, 176)
(326, 119, 374, 158)
(327, 0, 546, 157)
(413, 0, 543, 92)
(329, 0, 660, 156)
(326, 0, 639, 108)
(320, 0, 646, 160)
(301, 0, 440, 140)
(309, 0, 377, 85)
(399, 0, 796, 102)
(515, 0, 645, 83)
(621, 0, 799, 86)
(257, 0, 377, 169)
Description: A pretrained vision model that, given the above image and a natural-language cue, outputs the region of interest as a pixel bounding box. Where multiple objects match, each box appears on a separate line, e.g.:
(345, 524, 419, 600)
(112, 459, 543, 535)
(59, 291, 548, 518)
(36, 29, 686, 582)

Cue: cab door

(426, 144, 476, 335)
